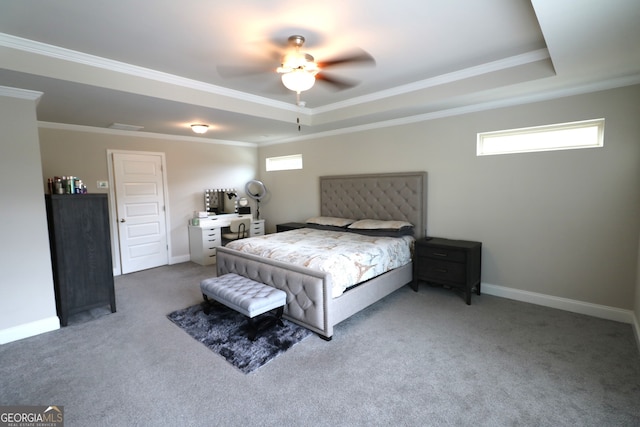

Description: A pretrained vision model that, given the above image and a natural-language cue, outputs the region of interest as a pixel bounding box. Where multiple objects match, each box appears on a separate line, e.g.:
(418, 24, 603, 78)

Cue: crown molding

(34, 72, 640, 148)
(312, 49, 552, 114)
(1, 32, 550, 119)
(5, 32, 638, 148)
(0, 85, 43, 102)
(37, 121, 257, 147)
(0, 32, 302, 113)
(263, 73, 640, 146)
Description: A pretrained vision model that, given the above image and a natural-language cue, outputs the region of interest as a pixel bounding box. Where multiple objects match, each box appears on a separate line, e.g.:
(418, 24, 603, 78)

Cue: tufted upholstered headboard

(319, 171, 428, 238)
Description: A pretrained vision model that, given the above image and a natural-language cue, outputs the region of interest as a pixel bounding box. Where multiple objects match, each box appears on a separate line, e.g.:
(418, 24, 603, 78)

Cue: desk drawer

(250, 224, 264, 236)
(201, 228, 220, 244)
(203, 241, 218, 254)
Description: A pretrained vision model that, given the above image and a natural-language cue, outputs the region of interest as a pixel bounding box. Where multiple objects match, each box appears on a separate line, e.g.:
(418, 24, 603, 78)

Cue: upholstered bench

(200, 273, 287, 340)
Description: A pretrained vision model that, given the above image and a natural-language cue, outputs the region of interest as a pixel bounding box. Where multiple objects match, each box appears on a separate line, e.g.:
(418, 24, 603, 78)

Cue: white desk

(188, 214, 265, 265)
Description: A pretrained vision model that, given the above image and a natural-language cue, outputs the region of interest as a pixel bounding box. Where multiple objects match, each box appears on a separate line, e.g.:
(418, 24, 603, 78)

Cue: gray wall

(0, 92, 58, 342)
(1, 84, 638, 343)
(39, 127, 258, 264)
(257, 85, 640, 312)
(637, 232, 640, 341)
(0, 113, 257, 342)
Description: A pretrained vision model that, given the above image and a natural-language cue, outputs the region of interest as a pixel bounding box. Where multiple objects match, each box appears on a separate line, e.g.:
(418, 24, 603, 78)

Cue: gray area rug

(167, 302, 311, 373)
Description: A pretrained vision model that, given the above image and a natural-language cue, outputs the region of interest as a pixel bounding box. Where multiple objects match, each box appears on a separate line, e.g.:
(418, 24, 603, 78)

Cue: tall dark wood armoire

(45, 194, 116, 326)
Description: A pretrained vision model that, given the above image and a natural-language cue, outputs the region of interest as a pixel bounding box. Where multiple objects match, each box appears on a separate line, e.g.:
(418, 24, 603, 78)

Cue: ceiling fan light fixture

(281, 69, 316, 93)
(191, 124, 209, 134)
(279, 51, 316, 72)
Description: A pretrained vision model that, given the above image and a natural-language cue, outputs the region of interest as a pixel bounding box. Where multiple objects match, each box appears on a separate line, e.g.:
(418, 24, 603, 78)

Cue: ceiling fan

(276, 35, 375, 96)
(217, 34, 375, 105)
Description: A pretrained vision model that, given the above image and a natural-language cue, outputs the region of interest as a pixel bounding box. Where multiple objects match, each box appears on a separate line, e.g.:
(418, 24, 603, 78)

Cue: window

(265, 154, 303, 171)
(477, 118, 604, 156)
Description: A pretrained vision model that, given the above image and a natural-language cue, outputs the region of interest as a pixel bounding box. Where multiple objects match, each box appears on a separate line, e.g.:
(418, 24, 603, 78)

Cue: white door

(113, 152, 168, 274)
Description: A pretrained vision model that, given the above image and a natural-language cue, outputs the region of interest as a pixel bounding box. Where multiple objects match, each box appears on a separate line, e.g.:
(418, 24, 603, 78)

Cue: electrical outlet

(97, 181, 109, 189)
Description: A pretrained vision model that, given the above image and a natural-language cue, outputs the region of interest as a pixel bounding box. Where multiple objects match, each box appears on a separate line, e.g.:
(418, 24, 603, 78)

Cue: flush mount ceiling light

(191, 124, 209, 134)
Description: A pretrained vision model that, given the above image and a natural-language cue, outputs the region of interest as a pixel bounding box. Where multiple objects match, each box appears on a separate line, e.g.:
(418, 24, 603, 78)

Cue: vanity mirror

(204, 188, 237, 214)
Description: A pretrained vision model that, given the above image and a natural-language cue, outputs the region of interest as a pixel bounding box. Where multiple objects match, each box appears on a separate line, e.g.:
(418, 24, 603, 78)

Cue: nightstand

(276, 222, 307, 232)
(412, 237, 482, 305)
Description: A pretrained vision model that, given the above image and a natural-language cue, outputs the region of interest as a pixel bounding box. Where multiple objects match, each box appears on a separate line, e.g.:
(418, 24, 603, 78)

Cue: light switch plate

(97, 181, 108, 189)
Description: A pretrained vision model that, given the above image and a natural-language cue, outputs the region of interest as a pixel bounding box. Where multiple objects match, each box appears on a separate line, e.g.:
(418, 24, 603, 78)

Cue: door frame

(106, 149, 172, 276)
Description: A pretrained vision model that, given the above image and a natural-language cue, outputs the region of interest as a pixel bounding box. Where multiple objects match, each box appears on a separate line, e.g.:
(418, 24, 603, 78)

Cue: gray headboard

(319, 172, 428, 238)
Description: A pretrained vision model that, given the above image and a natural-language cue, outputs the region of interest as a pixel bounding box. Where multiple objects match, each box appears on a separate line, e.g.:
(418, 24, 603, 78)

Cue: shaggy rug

(167, 302, 312, 374)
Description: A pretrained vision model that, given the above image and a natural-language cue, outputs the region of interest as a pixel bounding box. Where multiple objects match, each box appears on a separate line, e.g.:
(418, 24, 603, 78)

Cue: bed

(216, 171, 427, 340)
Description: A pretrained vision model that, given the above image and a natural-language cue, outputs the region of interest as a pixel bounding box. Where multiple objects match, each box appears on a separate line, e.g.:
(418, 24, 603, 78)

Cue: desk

(188, 214, 265, 265)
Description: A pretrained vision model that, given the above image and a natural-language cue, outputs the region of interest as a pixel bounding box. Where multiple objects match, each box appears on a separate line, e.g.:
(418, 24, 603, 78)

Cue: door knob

(120, 218, 126, 223)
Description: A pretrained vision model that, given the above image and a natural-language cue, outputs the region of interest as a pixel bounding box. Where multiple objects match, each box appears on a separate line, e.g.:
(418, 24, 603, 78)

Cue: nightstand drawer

(417, 259, 466, 284)
(420, 246, 466, 263)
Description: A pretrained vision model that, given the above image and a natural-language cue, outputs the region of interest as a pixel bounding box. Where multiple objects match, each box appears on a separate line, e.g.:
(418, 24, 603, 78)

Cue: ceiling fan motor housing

(288, 35, 306, 47)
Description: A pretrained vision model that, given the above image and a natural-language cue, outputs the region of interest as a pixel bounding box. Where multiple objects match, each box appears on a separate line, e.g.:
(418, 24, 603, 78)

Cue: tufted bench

(200, 273, 287, 340)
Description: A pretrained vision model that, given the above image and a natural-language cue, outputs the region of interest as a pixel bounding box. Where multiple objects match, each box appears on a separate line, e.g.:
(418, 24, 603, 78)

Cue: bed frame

(216, 171, 427, 340)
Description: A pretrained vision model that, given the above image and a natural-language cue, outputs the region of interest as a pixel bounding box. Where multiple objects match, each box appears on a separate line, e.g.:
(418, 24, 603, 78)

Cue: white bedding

(224, 228, 414, 298)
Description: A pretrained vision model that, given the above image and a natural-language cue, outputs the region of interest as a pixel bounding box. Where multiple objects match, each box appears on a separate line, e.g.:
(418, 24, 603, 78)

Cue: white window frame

(477, 118, 605, 156)
(265, 154, 303, 171)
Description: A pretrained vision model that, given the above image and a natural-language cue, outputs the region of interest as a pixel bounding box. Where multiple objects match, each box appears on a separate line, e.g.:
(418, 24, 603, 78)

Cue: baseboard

(482, 283, 635, 325)
(171, 254, 191, 264)
(632, 313, 640, 355)
(0, 316, 60, 345)
(112, 255, 192, 277)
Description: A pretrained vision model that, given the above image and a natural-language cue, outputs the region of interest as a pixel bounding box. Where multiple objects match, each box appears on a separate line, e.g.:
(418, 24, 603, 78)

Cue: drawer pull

(433, 252, 448, 257)
(435, 268, 448, 273)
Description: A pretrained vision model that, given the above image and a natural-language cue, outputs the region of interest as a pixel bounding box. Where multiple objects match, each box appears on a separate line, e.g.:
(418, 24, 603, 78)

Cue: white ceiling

(1, 0, 639, 145)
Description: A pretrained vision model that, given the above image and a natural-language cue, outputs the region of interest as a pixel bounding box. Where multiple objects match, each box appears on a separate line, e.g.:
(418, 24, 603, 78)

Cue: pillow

(347, 227, 415, 237)
(347, 219, 414, 237)
(305, 216, 355, 228)
(305, 223, 350, 232)
(348, 219, 413, 230)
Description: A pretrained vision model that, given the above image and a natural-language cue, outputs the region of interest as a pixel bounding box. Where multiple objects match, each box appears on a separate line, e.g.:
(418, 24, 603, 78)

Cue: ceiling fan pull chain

(296, 91, 302, 131)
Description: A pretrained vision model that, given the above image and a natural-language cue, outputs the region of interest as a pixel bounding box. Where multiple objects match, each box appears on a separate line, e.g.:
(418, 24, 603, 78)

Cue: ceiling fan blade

(317, 49, 376, 69)
(316, 72, 359, 91)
